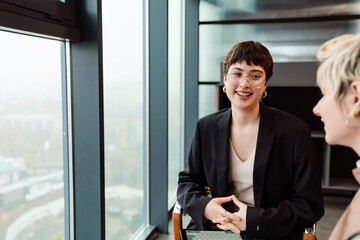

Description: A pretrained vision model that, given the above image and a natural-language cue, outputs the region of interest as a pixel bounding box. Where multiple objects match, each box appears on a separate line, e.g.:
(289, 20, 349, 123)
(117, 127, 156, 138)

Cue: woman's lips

(236, 91, 252, 100)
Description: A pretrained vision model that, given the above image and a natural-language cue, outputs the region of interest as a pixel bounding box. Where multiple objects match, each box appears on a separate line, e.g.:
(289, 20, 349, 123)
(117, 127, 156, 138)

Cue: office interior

(0, 0, 359, 240)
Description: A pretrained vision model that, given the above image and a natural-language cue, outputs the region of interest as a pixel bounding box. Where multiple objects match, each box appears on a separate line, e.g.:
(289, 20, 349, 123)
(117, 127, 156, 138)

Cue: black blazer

(177, 103, 324, 240)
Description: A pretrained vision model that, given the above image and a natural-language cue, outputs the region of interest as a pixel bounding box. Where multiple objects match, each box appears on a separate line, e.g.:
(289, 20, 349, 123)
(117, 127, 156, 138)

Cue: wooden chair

(172, 201, 183, 240)
(172, 201, 317, 240)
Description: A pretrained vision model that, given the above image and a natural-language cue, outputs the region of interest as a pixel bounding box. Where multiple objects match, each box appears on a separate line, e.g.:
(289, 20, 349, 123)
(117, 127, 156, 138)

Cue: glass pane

(200, 0, 360, 22)
(102, 1, 145, 240)
(199, 85, 217, 118)
(168, 0, 184, 207)
(199, 19, 360, 82)
(0, 31, 65, 240)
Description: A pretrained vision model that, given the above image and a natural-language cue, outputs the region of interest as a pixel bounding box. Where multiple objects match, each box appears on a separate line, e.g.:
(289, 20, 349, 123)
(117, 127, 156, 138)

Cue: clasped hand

(203, 195, 247, 234)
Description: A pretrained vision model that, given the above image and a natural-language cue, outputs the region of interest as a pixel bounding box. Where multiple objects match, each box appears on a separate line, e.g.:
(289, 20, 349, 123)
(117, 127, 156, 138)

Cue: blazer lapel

(253, 103, 275, 206)
(214, 108, 232, 196)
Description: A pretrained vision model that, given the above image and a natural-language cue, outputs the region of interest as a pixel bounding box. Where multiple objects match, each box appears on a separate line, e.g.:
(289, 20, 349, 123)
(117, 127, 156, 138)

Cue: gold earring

(350, 102, 360, 118)
(345, 102, 360, 127)
(350, 109, 357, 119)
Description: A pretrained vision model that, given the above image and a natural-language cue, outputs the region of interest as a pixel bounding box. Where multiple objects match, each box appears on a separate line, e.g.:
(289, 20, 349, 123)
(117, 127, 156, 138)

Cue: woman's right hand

(203, 196, 242, 234)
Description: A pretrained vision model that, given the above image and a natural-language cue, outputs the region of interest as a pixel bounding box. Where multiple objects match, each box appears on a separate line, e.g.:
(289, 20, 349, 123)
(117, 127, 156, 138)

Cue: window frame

(0, 0, 79, 41)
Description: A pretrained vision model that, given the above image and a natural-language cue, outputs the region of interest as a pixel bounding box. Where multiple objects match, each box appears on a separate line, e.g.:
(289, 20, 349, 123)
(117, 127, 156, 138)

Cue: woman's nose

(313, 103, 320, 116)
(238, 76, 250, 87)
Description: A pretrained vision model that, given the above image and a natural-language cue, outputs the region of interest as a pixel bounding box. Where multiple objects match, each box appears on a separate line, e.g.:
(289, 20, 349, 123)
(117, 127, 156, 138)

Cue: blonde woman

(313, 34, 360, 240)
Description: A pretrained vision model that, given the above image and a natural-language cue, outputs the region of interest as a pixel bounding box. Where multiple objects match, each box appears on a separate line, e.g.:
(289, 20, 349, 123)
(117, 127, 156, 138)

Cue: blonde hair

(317, 34, 360, 106)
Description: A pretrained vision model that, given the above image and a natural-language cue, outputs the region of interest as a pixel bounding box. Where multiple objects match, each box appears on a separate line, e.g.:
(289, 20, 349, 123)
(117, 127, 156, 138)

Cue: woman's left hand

(212, 195, 248, 232)
(231, 195, 247, 231)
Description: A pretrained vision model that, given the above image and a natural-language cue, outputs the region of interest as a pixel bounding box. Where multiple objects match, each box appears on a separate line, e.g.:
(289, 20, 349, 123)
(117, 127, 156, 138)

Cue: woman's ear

(349, 81, 360, 104)
(348, 81, 360, 118)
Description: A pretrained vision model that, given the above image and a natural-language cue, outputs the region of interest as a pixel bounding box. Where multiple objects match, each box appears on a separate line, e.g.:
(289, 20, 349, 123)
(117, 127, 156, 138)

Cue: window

(0, 30, 67, 240)
(102, 1, 146, 239)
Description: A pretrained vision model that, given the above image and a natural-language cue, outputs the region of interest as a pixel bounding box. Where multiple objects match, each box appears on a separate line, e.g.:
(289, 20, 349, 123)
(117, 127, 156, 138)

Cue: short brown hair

(223, 41, 273, 82)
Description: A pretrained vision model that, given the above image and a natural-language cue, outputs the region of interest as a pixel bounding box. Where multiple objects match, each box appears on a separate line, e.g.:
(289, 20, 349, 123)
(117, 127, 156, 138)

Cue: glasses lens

(251, 79, 265, 89)
(228, 73, 265, 88)
(227, 73, 238, 85)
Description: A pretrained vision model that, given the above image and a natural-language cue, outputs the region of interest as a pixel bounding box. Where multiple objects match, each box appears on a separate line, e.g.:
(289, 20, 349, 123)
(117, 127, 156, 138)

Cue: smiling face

(224, 61, 267, 111)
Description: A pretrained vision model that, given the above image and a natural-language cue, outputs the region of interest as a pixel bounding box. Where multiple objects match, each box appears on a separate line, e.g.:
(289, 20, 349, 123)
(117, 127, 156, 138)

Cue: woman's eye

(250, 75, 261, 80)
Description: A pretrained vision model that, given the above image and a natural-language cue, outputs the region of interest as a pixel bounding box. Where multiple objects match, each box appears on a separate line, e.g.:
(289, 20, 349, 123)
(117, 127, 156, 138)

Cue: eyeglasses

(227, 72, 265, 89)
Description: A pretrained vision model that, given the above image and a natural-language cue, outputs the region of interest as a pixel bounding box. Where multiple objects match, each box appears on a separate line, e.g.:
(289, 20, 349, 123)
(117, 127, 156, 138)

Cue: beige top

(329, 167, 360, 240)
(228, 140, 255, 207)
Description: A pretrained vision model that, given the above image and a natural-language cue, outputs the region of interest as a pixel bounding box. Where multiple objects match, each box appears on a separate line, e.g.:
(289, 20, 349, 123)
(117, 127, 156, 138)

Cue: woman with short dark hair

(177, 41, 324, 240)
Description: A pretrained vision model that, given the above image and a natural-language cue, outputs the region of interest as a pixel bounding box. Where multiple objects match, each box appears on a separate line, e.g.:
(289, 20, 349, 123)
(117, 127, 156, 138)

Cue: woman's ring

(222, 210, 226, 217)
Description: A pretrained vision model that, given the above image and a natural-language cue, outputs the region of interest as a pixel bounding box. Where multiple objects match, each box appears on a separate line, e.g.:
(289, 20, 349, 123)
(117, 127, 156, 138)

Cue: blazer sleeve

(246, 125, 324, 239)
(177, 122, 212, 229)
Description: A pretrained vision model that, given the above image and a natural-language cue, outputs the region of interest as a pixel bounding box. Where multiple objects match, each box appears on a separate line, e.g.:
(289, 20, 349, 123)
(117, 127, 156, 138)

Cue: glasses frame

(226, 72, 266, 89)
